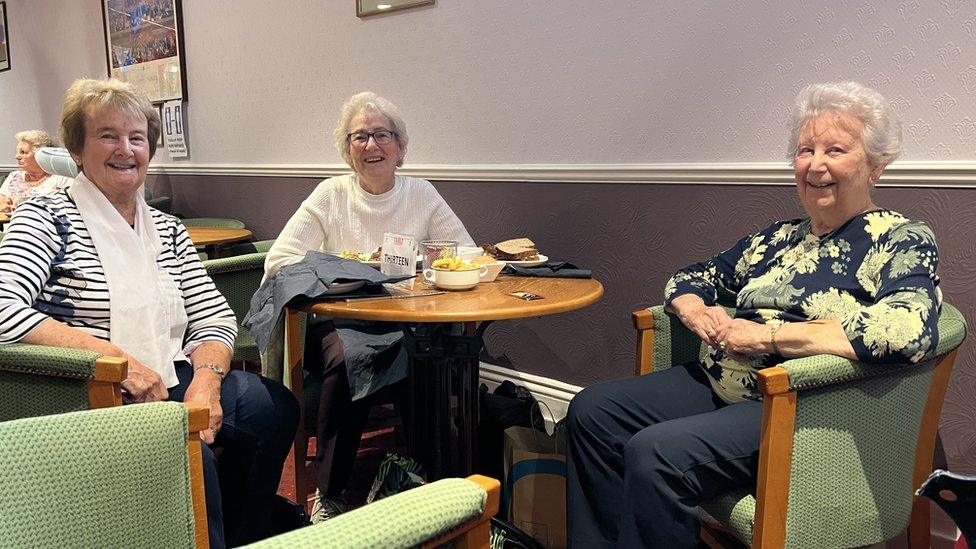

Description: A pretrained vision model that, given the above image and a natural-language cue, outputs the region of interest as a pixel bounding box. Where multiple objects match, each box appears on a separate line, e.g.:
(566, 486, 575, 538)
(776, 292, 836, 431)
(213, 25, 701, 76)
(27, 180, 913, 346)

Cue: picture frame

(0, 1, 10, 73)
(357, 0, 434, 18)
(100, 0, 186, 103)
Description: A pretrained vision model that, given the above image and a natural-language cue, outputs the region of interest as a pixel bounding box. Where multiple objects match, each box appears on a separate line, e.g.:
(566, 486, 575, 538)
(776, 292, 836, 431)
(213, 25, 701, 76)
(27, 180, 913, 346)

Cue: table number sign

(381, 232, 417, 277)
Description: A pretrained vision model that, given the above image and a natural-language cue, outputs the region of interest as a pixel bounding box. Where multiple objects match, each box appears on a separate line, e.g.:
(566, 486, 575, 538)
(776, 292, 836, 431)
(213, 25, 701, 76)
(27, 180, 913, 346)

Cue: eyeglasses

(347, 130, 397, 146)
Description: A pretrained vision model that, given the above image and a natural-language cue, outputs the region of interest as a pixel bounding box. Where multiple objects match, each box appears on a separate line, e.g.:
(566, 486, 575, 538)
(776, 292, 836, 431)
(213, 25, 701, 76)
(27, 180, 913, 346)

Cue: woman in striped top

(0, 78, 298, 548)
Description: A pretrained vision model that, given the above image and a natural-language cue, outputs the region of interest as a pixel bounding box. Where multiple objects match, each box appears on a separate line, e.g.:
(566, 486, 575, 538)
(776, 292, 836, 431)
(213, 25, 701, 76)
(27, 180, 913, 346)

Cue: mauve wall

(147, 173, 976, 475)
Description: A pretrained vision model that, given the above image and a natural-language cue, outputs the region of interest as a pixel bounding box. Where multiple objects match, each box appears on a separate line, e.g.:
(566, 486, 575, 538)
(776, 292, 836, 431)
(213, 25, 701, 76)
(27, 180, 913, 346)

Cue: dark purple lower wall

(142, 173, 976, 474)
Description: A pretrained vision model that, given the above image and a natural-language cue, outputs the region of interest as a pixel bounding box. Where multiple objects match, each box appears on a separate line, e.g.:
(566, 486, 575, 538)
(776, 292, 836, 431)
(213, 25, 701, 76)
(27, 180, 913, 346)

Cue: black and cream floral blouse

(664, 210, 941, 403)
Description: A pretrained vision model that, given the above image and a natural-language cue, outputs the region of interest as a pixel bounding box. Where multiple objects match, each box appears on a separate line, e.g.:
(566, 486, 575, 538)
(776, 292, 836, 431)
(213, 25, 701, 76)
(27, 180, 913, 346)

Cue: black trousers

(566, 363, 762, 548)
(307, 321, 409, 499)
(169, 361, 300, 548)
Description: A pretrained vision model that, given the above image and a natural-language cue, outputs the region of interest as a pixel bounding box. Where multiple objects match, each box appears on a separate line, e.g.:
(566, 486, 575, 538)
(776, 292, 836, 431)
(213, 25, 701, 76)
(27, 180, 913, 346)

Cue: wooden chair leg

(286, 308, 313, 505)
(185, 403, 211, 549)
(752, 367, 797, 549)
(909, 350, 958, 549)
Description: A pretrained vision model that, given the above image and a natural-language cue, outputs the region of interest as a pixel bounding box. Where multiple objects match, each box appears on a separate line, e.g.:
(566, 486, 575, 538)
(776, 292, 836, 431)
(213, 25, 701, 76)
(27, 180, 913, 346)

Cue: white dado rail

(3, 162, 976, 187)
(136, 162, 976, 188)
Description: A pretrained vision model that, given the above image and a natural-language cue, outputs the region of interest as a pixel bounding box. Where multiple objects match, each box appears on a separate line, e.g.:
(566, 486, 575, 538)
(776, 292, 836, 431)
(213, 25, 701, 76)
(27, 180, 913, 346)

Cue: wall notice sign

(381, 232, 417, 277)
(162, 100, 188, 158)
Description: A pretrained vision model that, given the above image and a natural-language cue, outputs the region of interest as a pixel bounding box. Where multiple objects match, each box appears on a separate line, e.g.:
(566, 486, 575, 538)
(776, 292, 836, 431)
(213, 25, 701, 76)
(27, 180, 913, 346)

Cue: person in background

(265, 91, 474, 523)
(566, 81, 941, 548)
(0, 130, 72, 211)
(0, 78, 299, 548)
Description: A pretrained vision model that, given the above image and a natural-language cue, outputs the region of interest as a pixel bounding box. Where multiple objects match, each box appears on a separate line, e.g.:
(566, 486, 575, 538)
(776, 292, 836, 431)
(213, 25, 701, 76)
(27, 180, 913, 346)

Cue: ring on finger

(718, 341, 727, 351)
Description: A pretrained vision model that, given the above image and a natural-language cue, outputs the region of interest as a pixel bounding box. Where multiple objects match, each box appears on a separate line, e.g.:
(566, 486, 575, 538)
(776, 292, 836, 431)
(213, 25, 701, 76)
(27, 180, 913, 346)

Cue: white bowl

(423, 265, 488, 290)
(457, 246, 487, 261)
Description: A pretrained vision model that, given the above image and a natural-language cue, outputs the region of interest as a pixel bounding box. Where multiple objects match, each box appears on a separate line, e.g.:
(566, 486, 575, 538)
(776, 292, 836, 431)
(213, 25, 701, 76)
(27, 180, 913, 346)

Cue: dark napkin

(501, 260, 592, 278)
(243, 251, 414, 352)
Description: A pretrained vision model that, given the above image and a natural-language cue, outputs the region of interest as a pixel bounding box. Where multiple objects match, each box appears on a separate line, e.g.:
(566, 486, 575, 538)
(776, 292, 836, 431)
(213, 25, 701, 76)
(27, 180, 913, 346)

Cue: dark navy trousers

(566, 363, 762, 548)
(169, 361, 300, 548)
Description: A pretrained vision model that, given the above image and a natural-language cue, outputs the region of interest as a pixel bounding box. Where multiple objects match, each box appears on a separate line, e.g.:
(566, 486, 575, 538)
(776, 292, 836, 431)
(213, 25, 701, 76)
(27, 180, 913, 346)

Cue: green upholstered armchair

(203, 252, 266, 365)
(224, 239, 276, 256)
(631, 303, 967, 549)
(147, 193, 173, 214)
(0, 401, 211, 548)
(246, 475, 500, 549)
(0, 343, 127, 421)
(0, 400, 499, 549)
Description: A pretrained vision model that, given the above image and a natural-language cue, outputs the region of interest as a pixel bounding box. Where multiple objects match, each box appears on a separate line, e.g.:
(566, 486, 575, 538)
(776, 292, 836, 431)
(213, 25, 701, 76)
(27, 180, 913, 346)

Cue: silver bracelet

(194, 363, 226, 381)
(769, 323, 782, 355)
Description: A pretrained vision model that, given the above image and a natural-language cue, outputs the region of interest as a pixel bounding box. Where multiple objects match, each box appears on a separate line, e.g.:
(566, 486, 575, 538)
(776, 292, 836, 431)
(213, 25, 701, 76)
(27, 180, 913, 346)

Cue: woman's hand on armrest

(120, 354, 168, 403)
(21, 317, 168, 402)
(669, 293, 734, 349)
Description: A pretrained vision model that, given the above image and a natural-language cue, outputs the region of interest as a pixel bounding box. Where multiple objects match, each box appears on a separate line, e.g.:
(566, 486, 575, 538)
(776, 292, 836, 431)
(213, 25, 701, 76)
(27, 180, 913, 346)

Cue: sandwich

(483, 238, 539, 261)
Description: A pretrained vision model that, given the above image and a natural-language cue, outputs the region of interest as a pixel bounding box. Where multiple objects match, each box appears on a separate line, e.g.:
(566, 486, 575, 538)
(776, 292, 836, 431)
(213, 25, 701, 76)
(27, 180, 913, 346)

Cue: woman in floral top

(567, 82, 941, 549)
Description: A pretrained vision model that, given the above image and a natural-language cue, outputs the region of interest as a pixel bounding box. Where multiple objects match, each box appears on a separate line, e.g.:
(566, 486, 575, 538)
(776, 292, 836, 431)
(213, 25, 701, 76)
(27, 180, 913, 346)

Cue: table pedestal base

(401, 321, 493, 479)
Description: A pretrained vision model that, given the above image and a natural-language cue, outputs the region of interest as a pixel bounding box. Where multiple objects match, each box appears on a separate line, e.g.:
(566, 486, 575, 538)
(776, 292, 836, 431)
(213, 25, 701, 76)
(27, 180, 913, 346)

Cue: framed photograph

(100, 0, 186, 103)
(0, 1, 10, 73)
(357, 0, 434, 17)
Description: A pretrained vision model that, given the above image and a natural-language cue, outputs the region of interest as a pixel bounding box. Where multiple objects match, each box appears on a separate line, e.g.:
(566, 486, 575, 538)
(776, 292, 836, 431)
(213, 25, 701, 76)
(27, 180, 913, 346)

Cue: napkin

(501, 260, 592, 279)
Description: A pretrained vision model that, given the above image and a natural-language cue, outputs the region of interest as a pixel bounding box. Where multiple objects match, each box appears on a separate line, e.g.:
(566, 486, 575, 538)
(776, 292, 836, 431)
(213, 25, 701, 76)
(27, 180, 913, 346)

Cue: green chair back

(0, 402, 198, 548)
(204, 252, 266, 363)
(147, 194, 173, 214)
(224, 239, 275, 256)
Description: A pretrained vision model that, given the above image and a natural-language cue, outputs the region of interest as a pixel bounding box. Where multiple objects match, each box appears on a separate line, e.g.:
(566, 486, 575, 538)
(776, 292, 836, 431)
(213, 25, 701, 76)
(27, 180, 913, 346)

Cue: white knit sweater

(265, 174, 474, 279)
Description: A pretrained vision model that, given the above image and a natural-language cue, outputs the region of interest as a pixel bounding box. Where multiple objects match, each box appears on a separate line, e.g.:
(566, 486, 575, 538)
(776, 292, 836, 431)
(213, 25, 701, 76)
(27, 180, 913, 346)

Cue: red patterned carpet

(276, 404, 406, 512)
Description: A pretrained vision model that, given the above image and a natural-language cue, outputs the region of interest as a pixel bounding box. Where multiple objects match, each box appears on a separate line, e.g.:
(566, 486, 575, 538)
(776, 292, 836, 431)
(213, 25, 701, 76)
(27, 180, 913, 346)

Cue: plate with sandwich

(482, 238, 548, 267)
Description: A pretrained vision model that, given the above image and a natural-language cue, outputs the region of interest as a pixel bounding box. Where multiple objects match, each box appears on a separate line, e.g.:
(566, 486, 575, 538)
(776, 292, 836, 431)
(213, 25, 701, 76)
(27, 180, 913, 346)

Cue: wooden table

(186, 227, 252, 257)
(0, 212, 10, 226)
(286, 274, 603, 480)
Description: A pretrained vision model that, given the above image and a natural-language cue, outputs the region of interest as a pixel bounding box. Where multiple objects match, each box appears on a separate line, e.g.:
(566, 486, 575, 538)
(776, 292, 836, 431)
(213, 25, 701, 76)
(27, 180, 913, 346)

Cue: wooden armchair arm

(0, 344, 128, 413)
(246, 474, 500, 548)
(632, 309, 656, 376)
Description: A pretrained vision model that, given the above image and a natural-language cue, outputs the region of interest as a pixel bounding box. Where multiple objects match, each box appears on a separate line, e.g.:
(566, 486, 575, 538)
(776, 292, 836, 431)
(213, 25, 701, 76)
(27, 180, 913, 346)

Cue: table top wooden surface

(296, 274, 604, 323)
(0, 212, 10, 224)
(186, 227, 253, 246)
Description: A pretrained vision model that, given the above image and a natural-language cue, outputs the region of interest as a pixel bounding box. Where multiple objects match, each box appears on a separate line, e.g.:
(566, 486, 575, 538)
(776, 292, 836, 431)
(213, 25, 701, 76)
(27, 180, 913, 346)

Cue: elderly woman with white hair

(1, 130, 73, 211)
(566, 81, 941, 548)
(265, 91, 474, 522)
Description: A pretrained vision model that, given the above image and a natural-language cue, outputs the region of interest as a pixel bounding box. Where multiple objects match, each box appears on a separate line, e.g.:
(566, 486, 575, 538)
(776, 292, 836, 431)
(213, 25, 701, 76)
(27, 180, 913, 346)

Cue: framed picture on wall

(0, 1, 10, 73)
(100, 0, 186, 103)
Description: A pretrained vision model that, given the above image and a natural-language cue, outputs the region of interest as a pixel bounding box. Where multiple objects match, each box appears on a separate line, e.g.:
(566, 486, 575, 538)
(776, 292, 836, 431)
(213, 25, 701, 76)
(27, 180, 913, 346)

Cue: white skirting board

(478, 361, 581, 432)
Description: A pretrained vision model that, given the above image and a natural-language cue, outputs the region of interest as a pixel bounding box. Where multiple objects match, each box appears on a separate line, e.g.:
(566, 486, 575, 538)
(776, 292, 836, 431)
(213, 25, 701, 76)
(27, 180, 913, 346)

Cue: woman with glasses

(265, 91, 474, 523)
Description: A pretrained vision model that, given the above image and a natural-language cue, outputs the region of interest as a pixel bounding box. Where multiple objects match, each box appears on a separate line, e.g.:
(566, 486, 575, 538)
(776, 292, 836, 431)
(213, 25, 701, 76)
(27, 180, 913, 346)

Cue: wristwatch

(194, 363, 226, 381)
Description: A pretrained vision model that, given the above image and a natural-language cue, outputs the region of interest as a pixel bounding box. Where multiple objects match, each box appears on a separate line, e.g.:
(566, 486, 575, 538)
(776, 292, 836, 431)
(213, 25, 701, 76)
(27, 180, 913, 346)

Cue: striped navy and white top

(0, 191, 237, 352)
